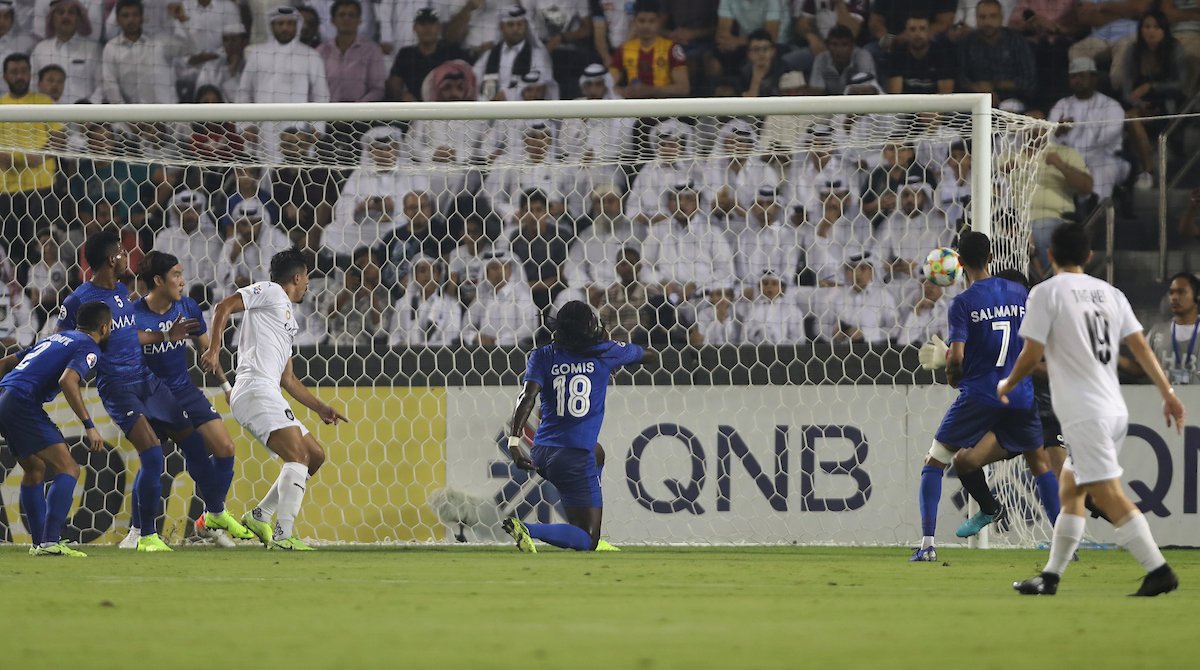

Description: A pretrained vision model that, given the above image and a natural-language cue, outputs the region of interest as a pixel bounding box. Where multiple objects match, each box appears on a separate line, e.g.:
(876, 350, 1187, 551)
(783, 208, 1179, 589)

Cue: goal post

(0, 94, 1060, 547)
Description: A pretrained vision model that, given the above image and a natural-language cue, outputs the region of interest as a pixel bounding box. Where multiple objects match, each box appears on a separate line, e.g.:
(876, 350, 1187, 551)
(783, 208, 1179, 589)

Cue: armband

(82, 418, 95, 430)
(508, 436, 522, 448)
(220, 381, 233, 393)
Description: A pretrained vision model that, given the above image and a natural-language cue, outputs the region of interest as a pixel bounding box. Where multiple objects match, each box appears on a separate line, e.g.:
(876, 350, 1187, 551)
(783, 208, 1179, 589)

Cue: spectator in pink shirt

(316, 0, 386, 102)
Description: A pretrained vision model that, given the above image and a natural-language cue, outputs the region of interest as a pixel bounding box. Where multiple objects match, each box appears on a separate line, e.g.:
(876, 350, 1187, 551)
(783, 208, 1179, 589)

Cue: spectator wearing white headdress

(893, 276, 950, 347)
(154, 189, 224, 295)
(742, 271, 807, 345)
(328, 125, 428, 259)
(465, 253, 538, 347)
(31, 0, 101, 41)
(562, 184, 639, 306)
(698, 118, 780, 223)
(735, 186, 799, 295)
(390, 255, 464, 347)
(641, 181, 736, 308)
(218, 197, 292, 289)
(627, 118, 699, 225)
(194, 21, 248, 101)
(872, 177, 954, 295)
(798, 179, 871, 287)
(29, 0, 91, 103)
(484, 121, 575, 221)
(237, 5, 328, 149)
(559, 62, 632, 162)
(409, 59, 485, 199)
(821, 253, 898, 345)
(472, 4, 551, 100)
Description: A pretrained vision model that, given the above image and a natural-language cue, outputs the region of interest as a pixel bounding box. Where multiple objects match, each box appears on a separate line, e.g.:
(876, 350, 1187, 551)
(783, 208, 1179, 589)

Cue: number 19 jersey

(523, 341, 645, 451)
(1019, 272, 1142, 426)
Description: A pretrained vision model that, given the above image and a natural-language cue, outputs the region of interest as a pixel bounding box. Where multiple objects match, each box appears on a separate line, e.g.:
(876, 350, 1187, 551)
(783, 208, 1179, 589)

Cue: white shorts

(230, 385, 310, 447)
(1061, 415, 1127, 485)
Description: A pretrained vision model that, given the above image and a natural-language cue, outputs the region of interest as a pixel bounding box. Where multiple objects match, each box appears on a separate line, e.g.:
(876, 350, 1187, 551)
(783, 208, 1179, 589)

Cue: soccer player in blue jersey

(58, 231, 208, 552)
(911, 232, 1059, 561)
(134, 251, 255, 546)
(502, 301, 656, 552)
(0, 301, 111, 557)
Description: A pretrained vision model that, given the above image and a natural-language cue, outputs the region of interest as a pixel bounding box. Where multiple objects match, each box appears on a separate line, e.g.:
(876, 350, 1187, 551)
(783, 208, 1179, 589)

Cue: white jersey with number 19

(1019, 272, 1142, 426)
(234, 281, 299, 388)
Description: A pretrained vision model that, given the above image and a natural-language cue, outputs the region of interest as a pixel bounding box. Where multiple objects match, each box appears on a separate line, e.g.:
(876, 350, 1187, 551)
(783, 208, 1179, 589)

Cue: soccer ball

(924, 247, 963, 287)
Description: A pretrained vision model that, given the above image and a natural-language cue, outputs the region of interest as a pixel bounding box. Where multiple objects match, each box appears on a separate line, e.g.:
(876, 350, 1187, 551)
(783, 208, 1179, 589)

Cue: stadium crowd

(0, 0, 1194, 351)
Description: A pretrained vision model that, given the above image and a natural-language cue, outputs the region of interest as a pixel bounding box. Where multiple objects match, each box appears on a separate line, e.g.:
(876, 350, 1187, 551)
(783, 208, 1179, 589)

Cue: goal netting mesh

(0, 97, 1059, 546)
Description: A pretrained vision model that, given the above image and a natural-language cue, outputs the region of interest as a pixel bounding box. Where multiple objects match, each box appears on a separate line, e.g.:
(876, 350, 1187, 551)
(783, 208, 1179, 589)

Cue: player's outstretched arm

(194, 333, 233, 402)
(280, 357, 348, 425)
(996, 338, 1045, 404)
(201, 293, 246, 373)
(507, 380, 539, 470)
(1125, 331, 1186, 432)
(59, 368, 104, 452)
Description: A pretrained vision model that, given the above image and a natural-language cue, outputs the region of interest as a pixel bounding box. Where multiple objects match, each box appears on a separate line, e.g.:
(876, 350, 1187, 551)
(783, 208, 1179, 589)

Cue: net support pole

(970, 95, 993, 239)
(967, 94, 993, 551)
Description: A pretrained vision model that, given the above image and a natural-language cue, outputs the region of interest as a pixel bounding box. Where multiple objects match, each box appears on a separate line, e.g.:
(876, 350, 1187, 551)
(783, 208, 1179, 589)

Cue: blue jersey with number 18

(524, 341, 646, 451)
(947, 276, 1034, 409)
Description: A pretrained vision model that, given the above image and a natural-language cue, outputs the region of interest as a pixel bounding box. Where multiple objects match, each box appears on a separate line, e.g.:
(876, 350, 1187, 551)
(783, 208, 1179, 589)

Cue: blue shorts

(532, 445, 602, 509)
(0, 390, 65, 458)
(100, 375, 191, 437)
(935, 394, 1043, 454)
(169, 383, 222, 428)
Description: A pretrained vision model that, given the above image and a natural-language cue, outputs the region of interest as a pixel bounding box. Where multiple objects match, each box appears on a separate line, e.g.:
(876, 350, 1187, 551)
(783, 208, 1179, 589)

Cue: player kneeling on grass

(912, 232, 1059, 561)
(202, 249, 348, 551)
(0, 301, 111, 557)
(999, 223, 1183, 596)
(503, 301, 656, 552)
(134, 251, 255, 546)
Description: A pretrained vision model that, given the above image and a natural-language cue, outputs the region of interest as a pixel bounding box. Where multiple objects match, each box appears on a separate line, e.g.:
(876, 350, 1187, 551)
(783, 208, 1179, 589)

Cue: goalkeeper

(911, 233, 1057, 560)
(502, 301, 656, 552)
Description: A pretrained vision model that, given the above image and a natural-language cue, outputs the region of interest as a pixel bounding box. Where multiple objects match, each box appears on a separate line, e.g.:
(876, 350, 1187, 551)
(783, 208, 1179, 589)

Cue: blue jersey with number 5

(524, 341, 645, 451)
(947, 277, 1033, 409)
(57, 281, 146, 389)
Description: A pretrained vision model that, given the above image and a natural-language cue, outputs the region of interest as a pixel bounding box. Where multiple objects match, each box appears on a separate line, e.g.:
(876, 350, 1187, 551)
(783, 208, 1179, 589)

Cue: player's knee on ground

(18, 457, 45, 485)
(594, 443, 605, 468)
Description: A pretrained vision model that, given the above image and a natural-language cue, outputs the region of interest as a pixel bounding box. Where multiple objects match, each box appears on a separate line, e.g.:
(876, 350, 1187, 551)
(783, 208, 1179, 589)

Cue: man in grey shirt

(806, 24, 875, 94)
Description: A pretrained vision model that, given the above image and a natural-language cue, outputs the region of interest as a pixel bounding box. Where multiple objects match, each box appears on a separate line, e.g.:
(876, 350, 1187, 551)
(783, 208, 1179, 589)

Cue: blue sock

(1034, 471, 1061, 524)
(178, 433, 223, 514)
(129, 470, 142, 530)
(919, 465, 944, 538)
(212, 456, 235, 515)
(20, 483, 47, 546)
(43, 474, 77, 545)
(138, 447, 165, 537)
(525, 523, 594, 551)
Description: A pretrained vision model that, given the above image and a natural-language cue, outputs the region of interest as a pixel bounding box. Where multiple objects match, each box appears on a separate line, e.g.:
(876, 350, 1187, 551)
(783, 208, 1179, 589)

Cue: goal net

(0, 94, 1057, 547)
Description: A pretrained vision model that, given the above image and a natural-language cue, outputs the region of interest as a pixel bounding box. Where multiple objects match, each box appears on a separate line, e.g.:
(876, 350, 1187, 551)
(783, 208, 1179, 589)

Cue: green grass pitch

(1, 545, 1194, 669)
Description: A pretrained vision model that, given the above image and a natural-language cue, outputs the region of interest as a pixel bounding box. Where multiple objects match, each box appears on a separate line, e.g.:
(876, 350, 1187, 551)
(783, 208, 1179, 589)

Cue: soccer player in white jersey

(998, 223, 1184, 596)
(201, 249, 349, 550)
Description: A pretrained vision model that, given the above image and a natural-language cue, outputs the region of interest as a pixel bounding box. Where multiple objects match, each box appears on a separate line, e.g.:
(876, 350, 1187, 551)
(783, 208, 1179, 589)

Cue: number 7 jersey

(1019, 272, 1142, 426)
(523, 340, 646, 451)
(948, 276, 1034, 409)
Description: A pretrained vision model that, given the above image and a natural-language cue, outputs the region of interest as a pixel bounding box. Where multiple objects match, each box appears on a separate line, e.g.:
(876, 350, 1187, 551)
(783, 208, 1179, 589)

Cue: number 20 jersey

(1020, 272, 1142, 426)
(523, 340, 645, 451)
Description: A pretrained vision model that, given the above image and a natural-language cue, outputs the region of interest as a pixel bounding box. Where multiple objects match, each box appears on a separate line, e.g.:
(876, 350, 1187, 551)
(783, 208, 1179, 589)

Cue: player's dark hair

(1050, 222, 1090, 267)
(633, 0, 662, 15)
(1169, 271, 1200, 304)
(330, 0, 361, 18)
(115, 0, 143, 14)
(269, 247, 309, 284)
(747, 29, 773, 45)
(995, 268, 1030, 289)
(137, 250, 180, 289)
(826, 24, 854, 42)
(83, 229, 122, 271)
(957, 230, 991, 269)
(76, 301, 112, 333)
(551, 300, 607, 355)
(37, 64, 65, 82)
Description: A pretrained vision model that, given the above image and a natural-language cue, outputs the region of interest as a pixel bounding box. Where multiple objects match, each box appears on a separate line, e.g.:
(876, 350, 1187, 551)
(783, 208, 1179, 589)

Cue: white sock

(272, 462, 308, 540)
(1044, 513, 1086, 576)
(1114, 512, 1167, 572)
(920, 536, 934, 550)
(257, 477, 283, 518)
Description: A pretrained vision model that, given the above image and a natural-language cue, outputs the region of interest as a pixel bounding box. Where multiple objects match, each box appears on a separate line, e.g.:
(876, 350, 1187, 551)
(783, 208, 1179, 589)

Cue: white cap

(1068, 57, 1097, 74)
(269, 5, 300, 22)
(171, 190, 208, 210)
(232, 198, 268, 222)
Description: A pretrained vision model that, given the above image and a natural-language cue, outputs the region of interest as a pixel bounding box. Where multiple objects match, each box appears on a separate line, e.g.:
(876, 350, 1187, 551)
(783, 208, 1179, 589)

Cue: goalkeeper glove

(918, 335, 948, 370)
